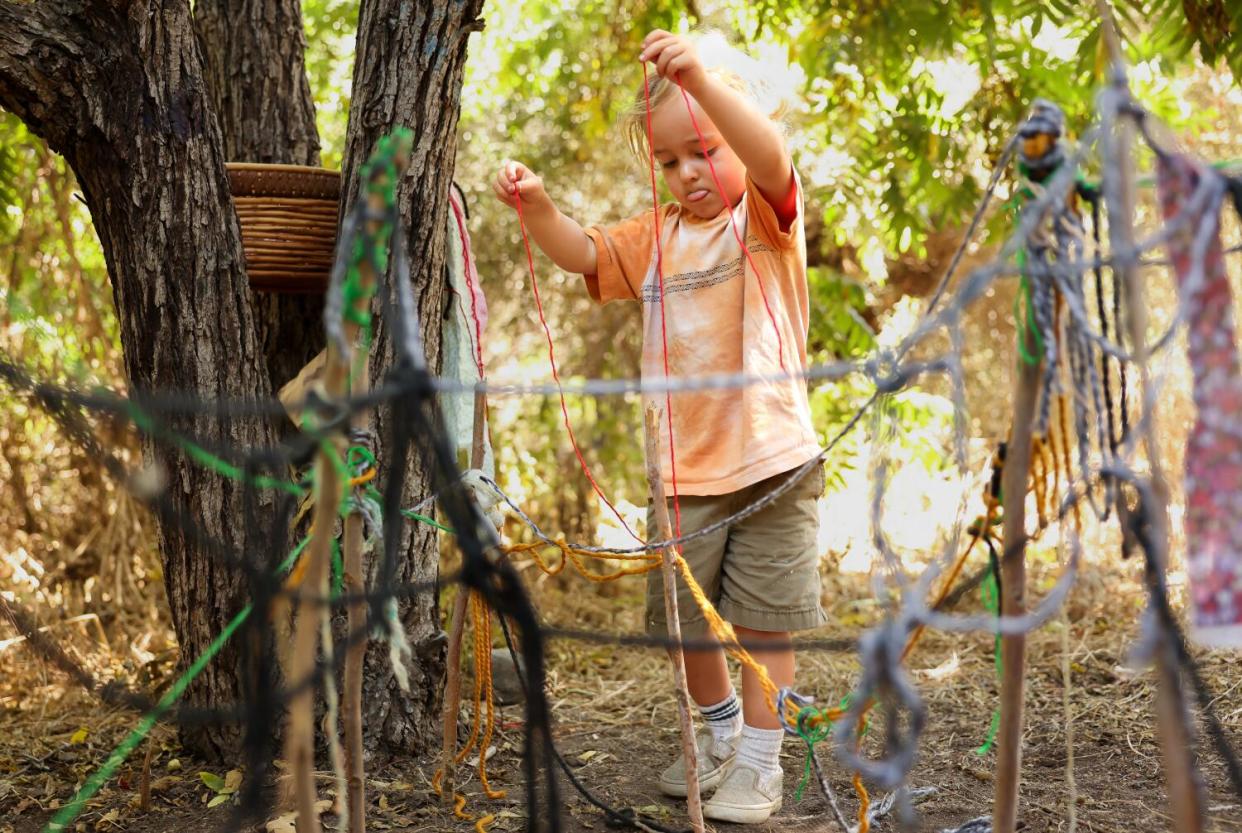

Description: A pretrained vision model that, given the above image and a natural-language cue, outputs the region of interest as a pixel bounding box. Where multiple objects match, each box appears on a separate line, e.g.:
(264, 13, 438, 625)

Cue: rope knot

(777, 687, 814, 736)
(866, 352, 908, 394)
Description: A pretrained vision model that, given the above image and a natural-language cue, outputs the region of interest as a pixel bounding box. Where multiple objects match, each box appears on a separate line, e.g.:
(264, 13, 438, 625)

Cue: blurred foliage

(0, 111, 156, 623)
(0, 113, 117, 381)
(302, 0, 359, 170)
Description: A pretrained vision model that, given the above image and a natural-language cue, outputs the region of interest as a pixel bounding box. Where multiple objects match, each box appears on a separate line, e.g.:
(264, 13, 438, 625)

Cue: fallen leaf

(199, 771, 225, 792)
(264, 800, 331, 833)
(634, 804, 671, 818)
(466, 745, 497, 767)
(265, 809, 296, 833)
(207, 793, 231, 808)
(222, 769, 243, 795)
(69, 728, 88, 745)
(150, 775, 180, 793)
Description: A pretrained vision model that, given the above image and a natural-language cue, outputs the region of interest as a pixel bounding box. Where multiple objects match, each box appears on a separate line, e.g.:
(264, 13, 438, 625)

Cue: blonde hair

(620, 32, 790, 163)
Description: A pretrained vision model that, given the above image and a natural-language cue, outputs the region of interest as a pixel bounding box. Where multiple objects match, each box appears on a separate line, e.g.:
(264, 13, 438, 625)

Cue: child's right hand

(492, 161, 550, 212)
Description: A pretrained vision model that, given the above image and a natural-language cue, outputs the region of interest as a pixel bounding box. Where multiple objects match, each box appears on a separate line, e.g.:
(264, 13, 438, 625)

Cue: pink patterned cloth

(1158, 154, 1242, 647)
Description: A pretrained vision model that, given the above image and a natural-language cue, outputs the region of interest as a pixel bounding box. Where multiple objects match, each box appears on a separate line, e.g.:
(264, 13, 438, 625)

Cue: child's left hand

(639, 30, 707, 92)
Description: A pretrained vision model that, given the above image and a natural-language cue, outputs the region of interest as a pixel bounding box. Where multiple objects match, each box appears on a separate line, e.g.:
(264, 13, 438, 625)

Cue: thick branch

(0, 1, 116, 152)
(193, 0, 320, 165)
(339, 0, 484, 755)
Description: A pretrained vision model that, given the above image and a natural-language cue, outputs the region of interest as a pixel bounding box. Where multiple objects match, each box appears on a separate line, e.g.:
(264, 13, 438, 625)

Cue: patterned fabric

(1157, 153, 1242, 647)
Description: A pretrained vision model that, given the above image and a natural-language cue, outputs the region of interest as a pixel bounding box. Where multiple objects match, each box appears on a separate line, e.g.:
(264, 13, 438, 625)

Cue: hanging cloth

(441, 185, 493, 476)
(1157, 153, 1242, 648)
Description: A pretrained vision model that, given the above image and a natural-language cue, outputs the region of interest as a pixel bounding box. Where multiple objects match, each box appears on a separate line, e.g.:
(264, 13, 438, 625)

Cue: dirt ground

(4, 561, 1242, 833)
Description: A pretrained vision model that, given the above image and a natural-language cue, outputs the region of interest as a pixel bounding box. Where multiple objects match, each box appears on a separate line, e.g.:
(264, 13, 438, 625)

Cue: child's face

(649, 94, 747, 220)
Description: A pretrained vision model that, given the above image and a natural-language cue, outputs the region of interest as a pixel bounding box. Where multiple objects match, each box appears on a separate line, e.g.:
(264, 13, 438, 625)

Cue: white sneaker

(702, 760, 783, 824)
(657, 727, 739, 798)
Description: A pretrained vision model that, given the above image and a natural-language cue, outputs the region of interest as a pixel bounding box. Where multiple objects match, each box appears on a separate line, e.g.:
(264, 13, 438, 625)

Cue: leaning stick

(440, 388, 488, 805)
(644, 405, 706, 833)
(342, 186, 390, 833)
(1094, 4, 1203, 829)
(285, 142, 404, 833)
(992, 316, 1041, 833)
(283, 352, 346, 833)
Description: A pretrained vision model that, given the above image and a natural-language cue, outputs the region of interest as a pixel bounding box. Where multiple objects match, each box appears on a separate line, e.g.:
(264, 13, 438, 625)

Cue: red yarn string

(449, 194, 486, 378)
(642, 63, 683, 543)
(512, 188, 644, 543)
(673, 74, 787, 371)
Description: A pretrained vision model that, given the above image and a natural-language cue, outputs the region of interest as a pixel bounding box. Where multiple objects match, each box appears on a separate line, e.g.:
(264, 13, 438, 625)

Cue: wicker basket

(226, 163, 341, 293)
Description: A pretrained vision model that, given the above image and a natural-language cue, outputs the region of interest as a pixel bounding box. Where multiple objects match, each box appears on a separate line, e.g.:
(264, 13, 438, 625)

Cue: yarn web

(4, 74, 1242, 833)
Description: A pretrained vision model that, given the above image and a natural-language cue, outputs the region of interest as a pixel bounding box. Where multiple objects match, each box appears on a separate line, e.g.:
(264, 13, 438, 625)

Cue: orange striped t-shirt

(583, 173, 820, 496)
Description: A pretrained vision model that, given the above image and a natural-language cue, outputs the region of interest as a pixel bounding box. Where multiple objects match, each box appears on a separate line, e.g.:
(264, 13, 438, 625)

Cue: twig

(644, 405, 705, 833)
(993, 249, 1040, 833)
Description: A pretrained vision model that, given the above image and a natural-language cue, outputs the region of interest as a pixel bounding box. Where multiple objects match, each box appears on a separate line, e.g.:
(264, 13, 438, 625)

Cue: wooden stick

(284, 155, 395, 833)
(1094, 4, 1203, 828)
(341, 326, 375, 833)
(993, 331, 1041, 833)
(283, 435, 341, 833)
(138, 737, 153, 813)
(440, 388, 488, 805)
(644, 405, 705, 833)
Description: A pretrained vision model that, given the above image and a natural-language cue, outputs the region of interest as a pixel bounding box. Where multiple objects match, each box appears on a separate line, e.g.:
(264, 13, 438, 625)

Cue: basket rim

(225, 162, 341, 178)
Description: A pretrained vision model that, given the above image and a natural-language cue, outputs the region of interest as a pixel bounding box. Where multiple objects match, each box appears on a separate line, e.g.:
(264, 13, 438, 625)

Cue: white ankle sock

(698, 690, 743, 743)
(735, 724, 783, 776)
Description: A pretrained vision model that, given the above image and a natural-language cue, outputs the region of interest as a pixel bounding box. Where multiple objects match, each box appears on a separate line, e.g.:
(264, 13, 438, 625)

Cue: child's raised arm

(492, 161, 597, 275)
(639, 31, 794, 207)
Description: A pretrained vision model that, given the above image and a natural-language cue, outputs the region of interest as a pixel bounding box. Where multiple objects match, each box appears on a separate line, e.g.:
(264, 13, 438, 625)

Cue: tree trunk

(338, 0, 484, 755)
(0, 0, 278, 760)
(0, 0, 482, 763)
(193, 0, 327, 397)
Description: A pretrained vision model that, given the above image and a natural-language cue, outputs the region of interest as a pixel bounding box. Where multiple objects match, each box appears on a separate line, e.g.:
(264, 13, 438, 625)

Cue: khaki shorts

(645, 461, 827, 638)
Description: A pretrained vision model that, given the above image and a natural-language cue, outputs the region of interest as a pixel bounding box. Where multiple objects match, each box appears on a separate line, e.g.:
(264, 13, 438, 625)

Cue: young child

(492, 30, 824, 824)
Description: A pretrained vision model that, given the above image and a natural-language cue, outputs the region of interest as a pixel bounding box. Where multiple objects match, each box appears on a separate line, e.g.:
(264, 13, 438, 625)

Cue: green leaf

(199, 771, 225, 793)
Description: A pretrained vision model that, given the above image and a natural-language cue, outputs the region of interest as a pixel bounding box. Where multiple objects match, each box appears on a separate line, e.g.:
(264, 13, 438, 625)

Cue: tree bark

(338, 0, 484, 755)
(193, 0, 327, 397)
(0, 0, 482, 763)
(0, 0, 277, 760)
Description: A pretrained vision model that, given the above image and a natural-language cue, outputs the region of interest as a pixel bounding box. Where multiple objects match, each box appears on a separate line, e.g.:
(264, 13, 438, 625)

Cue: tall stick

(284, 363, 347, 833)
(285, 142, 401, 833)
(440, 388, 488, 805)
(1094, 3, 1204, 828)
(993, 331, 1041, 833)
(342, 294, 379, 830)
(644, 405, 706, 833)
